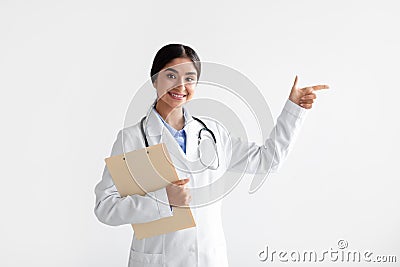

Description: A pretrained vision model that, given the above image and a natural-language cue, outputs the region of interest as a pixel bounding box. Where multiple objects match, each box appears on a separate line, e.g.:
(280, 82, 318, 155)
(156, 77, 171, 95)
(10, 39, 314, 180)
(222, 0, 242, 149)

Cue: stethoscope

(140, 112, 220, 170)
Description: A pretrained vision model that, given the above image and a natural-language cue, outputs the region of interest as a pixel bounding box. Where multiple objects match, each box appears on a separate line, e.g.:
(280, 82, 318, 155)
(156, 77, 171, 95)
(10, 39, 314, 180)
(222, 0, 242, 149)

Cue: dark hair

(150, 43, 201, 84)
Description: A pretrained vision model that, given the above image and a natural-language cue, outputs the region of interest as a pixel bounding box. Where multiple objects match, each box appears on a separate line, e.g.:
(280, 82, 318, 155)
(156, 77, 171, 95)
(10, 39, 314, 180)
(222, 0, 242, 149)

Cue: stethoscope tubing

(140, 112, 220, 170)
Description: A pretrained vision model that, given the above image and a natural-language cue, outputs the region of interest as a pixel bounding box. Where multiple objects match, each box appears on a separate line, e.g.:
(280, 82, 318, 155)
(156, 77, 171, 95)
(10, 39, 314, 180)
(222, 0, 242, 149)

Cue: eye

(186, 77, 196, 82)
(166, 73, 176, 79)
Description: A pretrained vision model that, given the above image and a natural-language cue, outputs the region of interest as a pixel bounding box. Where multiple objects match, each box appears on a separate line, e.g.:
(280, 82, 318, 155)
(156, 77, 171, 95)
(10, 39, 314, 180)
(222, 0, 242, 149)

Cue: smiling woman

(94, 43, 329, 267)
(151, 44, 201, 130)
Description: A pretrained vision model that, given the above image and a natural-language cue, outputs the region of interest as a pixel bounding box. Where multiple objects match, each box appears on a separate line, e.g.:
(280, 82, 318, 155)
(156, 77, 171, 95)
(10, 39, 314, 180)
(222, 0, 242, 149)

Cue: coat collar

(143, 100, 204, 166)
(145, 100, 200, 138)
(150, 103, 191, 137)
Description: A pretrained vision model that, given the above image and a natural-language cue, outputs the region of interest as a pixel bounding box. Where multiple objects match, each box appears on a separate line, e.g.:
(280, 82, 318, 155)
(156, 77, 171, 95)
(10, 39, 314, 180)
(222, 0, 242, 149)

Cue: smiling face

(153, 57, 198, 110)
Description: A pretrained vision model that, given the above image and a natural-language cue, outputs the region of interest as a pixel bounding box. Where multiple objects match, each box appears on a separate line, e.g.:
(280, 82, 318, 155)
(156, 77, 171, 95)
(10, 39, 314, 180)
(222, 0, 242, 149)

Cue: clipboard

(104, 143, 196, 239)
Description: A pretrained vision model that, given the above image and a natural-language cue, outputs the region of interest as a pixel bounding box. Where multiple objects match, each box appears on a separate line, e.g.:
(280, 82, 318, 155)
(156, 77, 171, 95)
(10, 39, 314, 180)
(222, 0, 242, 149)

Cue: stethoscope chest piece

(198, 135, 219, 170)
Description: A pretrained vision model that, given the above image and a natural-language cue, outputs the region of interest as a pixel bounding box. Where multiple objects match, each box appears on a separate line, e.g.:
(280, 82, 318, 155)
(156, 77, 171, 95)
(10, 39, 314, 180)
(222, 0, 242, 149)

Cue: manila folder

(104, 143, 196, 239)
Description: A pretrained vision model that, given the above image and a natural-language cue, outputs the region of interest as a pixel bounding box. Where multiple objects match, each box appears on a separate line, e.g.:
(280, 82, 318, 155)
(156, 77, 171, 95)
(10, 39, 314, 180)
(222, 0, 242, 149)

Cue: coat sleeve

(222, 99, 308, 174)
(94, 129, 173, 226)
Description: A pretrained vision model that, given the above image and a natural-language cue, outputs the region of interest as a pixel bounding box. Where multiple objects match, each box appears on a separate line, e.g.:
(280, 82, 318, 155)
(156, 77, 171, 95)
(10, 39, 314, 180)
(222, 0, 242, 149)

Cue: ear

(152, 80, 160, 100)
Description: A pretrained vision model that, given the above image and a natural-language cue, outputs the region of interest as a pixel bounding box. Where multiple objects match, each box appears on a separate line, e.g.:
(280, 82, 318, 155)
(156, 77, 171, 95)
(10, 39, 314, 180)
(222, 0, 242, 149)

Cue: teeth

(170, 92, 185, 98)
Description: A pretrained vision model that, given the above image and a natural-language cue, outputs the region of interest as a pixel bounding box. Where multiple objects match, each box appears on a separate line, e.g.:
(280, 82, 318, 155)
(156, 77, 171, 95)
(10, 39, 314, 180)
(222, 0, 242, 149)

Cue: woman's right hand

(166, 178, 192, 207)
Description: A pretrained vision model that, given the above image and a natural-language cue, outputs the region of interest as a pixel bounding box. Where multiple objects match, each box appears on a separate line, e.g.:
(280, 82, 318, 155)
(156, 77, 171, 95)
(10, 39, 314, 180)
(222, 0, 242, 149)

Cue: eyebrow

(164, 67, 197, 76)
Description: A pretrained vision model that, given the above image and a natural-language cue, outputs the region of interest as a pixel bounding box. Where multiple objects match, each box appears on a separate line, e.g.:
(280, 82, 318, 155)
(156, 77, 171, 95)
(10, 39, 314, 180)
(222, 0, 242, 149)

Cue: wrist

(288, 95, 298, 105)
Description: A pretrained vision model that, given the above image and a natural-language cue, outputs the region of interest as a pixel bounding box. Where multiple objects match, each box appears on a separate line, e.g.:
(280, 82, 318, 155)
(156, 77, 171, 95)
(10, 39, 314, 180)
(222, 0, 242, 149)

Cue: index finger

(311, 84, 330, 91)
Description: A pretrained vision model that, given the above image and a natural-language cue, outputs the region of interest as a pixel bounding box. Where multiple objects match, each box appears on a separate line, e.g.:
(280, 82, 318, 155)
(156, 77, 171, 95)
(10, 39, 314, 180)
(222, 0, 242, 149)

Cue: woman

(94, 43, 329, 267)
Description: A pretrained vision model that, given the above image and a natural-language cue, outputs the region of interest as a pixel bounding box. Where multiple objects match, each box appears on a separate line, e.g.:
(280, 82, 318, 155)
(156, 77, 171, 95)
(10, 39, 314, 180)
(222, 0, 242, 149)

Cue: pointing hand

(288, 75, 329, 109)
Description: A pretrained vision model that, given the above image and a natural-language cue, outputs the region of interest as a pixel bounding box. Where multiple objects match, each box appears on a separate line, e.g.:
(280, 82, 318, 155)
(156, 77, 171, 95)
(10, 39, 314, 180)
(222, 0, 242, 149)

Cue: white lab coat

(94, 99, 308, 267)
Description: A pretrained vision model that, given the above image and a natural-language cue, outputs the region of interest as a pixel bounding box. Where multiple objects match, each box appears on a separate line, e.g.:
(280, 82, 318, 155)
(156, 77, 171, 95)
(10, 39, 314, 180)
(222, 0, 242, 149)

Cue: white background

(1, 0, 399, 266)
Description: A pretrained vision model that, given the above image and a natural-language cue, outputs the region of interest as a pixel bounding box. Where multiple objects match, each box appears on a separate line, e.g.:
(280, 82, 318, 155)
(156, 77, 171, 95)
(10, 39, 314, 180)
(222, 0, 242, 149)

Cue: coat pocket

(129, 249, 164, 266)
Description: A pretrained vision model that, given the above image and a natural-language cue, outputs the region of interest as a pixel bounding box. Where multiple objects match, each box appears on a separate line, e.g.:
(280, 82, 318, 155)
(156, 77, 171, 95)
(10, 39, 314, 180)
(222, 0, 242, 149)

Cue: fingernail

(300, 104, 304, 107)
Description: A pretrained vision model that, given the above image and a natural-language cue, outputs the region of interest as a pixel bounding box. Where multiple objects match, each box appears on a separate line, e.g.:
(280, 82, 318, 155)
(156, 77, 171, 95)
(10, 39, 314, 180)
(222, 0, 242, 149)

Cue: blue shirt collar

(153, 105, 189, 136)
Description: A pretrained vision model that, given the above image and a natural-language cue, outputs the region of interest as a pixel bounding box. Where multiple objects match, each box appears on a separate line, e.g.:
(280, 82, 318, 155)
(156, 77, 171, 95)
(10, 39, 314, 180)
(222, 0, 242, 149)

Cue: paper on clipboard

(104, 143, 196, 239)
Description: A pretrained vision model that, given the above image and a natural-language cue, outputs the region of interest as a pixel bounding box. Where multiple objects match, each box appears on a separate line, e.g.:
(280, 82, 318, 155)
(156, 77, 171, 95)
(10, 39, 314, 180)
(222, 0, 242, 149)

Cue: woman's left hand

(288, 75, 329, 109)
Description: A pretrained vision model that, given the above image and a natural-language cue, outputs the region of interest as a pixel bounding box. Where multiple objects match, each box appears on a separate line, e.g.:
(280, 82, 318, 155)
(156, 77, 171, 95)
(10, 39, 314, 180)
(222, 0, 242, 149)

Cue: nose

(174, 77, 188, 91)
